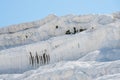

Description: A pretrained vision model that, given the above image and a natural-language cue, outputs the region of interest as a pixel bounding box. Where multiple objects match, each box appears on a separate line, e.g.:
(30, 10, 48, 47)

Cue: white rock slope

(0, 12, 120, 80)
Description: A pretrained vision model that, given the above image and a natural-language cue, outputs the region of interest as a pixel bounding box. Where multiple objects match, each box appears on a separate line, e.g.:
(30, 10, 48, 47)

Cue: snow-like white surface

(0, 12, 120, 80)
(0, 60, 120, 80)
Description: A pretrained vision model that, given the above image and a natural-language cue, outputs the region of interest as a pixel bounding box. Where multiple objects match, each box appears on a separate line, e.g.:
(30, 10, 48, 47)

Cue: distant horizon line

(0, 11, 119, 28)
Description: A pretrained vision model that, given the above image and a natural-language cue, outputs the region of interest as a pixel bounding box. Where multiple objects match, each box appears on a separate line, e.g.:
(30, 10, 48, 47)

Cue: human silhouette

(29, 52, 34, 66)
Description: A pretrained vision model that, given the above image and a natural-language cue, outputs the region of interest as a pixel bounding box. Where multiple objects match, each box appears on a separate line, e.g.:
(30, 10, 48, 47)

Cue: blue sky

(0, 0, 120, 27)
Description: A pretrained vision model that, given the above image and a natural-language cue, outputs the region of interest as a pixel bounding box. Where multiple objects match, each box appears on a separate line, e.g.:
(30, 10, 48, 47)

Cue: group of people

(29, 50, 50, 67)
(65, 27, 87, 34)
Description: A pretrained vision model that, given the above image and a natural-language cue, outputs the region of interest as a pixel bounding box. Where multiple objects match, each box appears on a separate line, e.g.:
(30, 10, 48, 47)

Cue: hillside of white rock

(0, 12, 120, 80)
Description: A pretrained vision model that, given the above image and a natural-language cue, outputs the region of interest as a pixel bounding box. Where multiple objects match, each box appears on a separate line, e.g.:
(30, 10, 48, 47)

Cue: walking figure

(29, 52, 34, 66)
